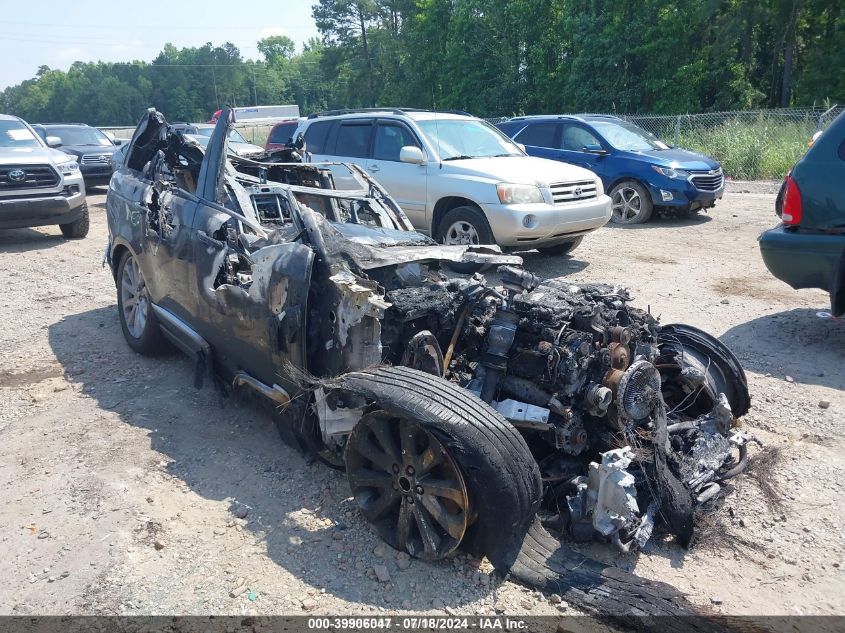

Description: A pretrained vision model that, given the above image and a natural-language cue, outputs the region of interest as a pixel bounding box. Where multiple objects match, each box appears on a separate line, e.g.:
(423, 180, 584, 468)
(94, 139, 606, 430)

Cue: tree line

(1, 0, 841, 126)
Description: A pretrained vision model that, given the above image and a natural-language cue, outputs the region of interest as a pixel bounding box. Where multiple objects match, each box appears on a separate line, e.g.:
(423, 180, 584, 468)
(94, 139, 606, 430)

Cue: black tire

(435, 205, 495, 274)
(59, 202, 90, 238)
(116, 251, 167, 355)
(537, 236, 583, 256)
(337, 366, 542, 565)
(609, 180, 653, 224)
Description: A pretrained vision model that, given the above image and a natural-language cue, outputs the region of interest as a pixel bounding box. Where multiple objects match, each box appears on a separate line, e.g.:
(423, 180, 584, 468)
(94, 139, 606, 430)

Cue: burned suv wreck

(107, 109, 752, 620)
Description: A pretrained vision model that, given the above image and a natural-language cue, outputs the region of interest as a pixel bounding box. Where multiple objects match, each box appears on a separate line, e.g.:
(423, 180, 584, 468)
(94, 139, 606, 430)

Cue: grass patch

(676, 117, 813, 180)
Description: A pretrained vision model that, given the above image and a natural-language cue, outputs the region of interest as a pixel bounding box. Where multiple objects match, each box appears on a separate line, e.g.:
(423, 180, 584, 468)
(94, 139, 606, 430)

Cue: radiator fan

(617, 360, 661, 420)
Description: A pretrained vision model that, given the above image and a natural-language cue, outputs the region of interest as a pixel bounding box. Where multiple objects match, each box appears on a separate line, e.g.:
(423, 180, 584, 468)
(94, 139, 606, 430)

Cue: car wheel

(117, 251, 167, 355)
(340, 366, 541, 563)
(537, 236, 583, 256)
(435, 205, 495, 273)
(59, 203, 90, 238)
(609, 181, 653, 224)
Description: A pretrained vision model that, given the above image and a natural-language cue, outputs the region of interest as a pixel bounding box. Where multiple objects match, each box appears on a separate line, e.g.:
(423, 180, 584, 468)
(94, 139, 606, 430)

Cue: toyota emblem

(574, 186, 583, 197)
(8, 168, 26, 182)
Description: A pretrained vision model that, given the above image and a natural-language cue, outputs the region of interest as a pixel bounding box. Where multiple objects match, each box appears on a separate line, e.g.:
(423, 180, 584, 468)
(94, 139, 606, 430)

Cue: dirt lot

(1, 187, 844, 618)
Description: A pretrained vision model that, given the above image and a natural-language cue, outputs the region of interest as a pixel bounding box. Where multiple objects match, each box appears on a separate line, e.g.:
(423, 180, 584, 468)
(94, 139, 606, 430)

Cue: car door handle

(368, 165, 380, 172)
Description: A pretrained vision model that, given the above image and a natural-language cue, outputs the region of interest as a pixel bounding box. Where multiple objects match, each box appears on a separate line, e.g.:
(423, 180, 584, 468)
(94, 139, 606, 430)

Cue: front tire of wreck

(338, 366, 542, 563)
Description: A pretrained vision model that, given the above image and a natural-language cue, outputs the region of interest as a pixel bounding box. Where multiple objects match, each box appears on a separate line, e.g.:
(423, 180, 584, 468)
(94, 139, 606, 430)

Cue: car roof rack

(40, 122, 90, 127)
(307, 107, 473, 119)
(503, 113, 624, 122)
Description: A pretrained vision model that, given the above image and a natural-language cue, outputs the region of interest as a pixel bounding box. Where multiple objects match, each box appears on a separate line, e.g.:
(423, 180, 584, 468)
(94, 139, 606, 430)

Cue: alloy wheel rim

(612, 187, 642, 221)
(346, 412, 470, 560)
(121, 256, 149, 339)
(444, 221, 479, 245)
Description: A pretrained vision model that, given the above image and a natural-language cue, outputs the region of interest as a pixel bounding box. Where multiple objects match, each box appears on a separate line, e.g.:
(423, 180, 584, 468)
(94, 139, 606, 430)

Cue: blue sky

(0, 0, 320, 89)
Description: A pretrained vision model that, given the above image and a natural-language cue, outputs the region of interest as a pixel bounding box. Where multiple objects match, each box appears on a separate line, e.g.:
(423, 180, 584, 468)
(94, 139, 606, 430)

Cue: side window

(334, 121, 374, 158)
(269, 122, 297, 145)
(514, 122, 558, 148)
(373, 123, 420, 161)
(560, 124, 602, 151)
(303, 121, 332, 154)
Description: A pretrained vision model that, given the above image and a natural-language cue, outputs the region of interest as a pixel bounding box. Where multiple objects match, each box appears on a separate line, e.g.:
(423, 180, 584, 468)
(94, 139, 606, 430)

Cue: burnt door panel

(109, 167, 196, 324)
(142, 187, 197, 320)
(189, 203, 314, 390)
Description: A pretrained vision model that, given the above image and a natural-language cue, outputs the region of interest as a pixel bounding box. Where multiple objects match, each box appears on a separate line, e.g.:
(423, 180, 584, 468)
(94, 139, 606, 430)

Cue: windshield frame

(416, 117, 525, 161)
(588, 120, 669, 152)
(0, 119, 46, 150)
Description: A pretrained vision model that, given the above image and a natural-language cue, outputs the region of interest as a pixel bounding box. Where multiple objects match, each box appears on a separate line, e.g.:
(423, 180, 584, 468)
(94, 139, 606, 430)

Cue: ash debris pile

(383, 265, 754, 552)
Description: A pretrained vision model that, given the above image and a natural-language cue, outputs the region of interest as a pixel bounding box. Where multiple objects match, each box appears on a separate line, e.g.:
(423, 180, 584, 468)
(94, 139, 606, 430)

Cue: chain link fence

(489, 105, 843, 180)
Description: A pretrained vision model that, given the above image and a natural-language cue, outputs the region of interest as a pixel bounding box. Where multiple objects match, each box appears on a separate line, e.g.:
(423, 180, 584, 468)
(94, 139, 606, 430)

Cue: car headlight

(496, 183, 544, 204)
(651, 165, 689, 179)
(56, 159, 79, 175)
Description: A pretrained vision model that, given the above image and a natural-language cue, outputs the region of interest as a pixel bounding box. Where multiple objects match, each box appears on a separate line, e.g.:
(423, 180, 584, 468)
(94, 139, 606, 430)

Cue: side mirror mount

(583, 143, 607, 155)
(399, 145, 426, 165)
(46, 135, 62, 148)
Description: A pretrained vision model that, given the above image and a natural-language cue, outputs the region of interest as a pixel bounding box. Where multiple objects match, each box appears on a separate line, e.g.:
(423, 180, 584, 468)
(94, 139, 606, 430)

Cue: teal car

(759, 111, 845, 316)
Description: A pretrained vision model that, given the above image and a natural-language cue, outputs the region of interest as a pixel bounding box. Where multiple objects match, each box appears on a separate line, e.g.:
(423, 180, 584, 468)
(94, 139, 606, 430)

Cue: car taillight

(782, 174, 802, 226)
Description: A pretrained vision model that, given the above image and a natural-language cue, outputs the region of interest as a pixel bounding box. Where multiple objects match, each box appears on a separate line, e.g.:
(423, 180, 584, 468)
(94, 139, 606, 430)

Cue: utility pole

(252, 66, 258, 106)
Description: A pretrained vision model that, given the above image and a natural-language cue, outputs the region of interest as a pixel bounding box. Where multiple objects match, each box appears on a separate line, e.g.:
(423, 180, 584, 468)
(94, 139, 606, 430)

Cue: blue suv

(496, 115, 724, 224)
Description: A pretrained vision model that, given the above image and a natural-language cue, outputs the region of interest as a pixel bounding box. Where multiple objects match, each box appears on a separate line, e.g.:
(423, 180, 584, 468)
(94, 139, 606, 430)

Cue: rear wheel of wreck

(117, 251, 167, 355)
(340, 366, 542, 562)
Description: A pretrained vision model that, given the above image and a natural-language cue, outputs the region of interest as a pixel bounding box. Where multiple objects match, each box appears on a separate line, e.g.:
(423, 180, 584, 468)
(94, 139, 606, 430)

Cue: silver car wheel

(121, 256, 149, 339)
(444, 221, 480, 246)
(611, 187, 642, 222)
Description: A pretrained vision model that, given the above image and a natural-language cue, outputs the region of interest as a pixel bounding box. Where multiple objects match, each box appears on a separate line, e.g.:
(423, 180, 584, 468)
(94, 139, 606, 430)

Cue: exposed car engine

(379, 265, 753, 551)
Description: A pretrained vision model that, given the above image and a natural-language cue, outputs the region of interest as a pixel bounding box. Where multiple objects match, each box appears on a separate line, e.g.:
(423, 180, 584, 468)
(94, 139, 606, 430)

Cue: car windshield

(590, 120, 669, 151)
(48, 126, 112, 146)
(416, 118, 522, 160)
(0, 120, 43, 148)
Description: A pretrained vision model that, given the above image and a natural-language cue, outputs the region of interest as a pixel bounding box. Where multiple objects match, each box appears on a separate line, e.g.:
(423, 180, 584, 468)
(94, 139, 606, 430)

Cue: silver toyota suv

(296, 108, 611, 255)
(0, 114, 88, 238)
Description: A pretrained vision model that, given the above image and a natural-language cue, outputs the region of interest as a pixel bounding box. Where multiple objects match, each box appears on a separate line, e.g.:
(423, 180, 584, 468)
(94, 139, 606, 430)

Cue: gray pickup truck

(0, 113, 89, 238)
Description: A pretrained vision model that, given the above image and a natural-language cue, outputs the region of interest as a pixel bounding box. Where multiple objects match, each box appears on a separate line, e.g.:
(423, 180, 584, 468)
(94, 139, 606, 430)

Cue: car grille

(81, 153, 112, 165)
(689, 169, 724, 191)
(549, 180, 598, 204)
(0, 164, 60, 190)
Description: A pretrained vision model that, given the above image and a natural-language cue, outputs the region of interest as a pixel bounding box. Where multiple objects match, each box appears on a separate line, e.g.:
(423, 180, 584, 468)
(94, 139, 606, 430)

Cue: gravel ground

(1, 187, 843, 619)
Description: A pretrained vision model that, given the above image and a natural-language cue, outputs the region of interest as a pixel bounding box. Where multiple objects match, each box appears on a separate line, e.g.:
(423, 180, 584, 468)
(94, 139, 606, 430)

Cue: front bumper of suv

(645, 170, 725, 211)
(0, 183, 86, 230)
(481, 194, 612, 248)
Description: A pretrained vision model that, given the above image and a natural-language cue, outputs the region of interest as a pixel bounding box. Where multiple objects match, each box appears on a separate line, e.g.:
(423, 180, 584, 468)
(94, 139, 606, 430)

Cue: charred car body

(106, 108, 753, 619)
